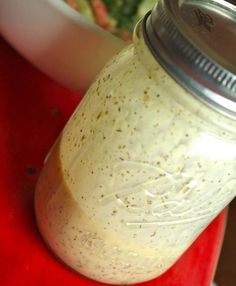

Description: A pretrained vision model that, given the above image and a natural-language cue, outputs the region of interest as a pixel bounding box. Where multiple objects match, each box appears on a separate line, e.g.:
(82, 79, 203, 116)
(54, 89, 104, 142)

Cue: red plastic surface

(0, 37, 227, 286)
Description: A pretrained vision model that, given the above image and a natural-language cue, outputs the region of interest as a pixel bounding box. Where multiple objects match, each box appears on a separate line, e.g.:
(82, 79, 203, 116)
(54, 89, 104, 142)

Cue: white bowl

(0, 0, 126, 92)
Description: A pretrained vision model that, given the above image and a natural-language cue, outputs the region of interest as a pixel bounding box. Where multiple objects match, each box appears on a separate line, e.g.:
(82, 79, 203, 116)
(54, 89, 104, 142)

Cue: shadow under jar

(35, 0, 236, 284)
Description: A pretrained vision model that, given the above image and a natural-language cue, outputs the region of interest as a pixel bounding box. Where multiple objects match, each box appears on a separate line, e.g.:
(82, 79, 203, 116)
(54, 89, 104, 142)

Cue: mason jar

(35, 0, 236, 284)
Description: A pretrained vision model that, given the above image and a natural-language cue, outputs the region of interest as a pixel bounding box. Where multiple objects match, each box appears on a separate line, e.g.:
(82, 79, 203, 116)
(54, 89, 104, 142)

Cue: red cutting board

(0, 36, 227, 286)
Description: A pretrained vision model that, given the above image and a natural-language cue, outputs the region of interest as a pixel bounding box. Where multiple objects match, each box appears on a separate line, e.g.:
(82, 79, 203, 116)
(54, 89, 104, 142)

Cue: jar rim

(143, 0, 236, 120)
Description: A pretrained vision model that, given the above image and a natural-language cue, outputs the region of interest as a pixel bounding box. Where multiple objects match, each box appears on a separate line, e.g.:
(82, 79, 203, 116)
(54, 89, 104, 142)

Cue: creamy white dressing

(35, 26, 236, 284)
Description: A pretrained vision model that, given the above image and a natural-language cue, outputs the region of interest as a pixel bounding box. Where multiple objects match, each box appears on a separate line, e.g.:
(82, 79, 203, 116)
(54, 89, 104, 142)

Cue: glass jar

(35, 0, 236, 284)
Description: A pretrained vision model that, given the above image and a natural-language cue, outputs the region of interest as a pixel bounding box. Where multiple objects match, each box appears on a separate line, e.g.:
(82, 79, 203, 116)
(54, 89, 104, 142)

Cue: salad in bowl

(64, 0, 156, 41)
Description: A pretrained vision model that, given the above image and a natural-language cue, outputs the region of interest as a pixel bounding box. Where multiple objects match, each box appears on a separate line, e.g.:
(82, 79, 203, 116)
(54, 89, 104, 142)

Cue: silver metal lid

(143, 0, 236, 118)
